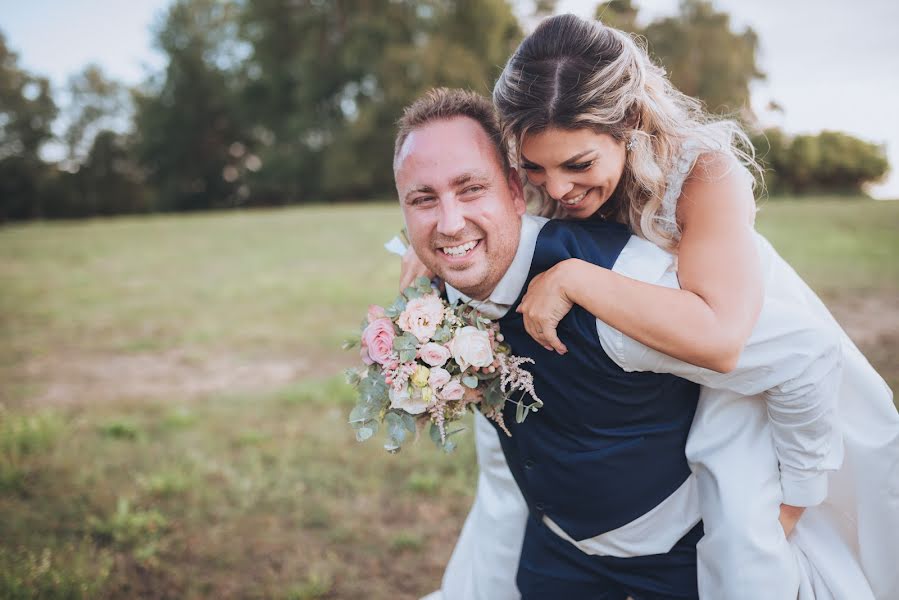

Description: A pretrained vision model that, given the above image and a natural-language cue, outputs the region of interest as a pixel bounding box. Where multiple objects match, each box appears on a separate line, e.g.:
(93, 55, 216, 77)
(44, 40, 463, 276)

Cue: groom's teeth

(442, 241, 477, 256)
(563, 189, 589, 205)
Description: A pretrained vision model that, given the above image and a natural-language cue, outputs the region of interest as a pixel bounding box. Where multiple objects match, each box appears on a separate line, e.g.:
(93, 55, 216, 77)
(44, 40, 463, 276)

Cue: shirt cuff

(780, 470, 829, 507)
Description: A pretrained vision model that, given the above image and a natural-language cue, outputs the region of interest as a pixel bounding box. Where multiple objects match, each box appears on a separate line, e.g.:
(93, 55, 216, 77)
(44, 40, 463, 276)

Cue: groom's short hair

(394, 88, 509, 173)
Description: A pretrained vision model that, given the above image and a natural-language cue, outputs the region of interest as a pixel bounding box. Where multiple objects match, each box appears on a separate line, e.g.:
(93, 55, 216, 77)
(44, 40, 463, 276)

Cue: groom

(393, 89, 846, 599)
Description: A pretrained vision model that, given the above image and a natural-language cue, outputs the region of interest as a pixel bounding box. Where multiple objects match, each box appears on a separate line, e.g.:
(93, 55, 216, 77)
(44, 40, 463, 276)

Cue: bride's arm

(521, 153, 762, 373)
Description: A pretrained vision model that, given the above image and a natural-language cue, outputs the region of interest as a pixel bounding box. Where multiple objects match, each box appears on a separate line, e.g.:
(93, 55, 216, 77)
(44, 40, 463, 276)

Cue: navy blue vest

(494, 219, 700, 541)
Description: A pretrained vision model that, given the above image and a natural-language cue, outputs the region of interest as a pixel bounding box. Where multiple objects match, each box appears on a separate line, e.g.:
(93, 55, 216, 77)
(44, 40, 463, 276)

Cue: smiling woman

(519, 128, 628, 220)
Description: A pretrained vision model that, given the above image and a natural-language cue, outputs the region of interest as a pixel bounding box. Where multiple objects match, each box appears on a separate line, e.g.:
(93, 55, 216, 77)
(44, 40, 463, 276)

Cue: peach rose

(398, 294, 444, 342)
(439, 379, 466, 401)
(450, 326, 493, 371)
(419, 342, 451, 367)
(361, 317, 396, 366)
(428, 367, 451, 390)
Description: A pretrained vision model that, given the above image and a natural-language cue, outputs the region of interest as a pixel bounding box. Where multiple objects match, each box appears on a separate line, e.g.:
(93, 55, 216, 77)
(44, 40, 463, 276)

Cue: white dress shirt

(435, 215, 898, 600)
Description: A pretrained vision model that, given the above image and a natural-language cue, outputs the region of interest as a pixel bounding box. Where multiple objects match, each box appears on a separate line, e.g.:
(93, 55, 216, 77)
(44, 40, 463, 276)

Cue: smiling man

(393, 94, 526, 301)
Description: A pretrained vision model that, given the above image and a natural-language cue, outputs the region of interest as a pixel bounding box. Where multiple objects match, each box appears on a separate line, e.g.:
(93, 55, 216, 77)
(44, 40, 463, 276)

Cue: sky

(2, 0, 897, 198)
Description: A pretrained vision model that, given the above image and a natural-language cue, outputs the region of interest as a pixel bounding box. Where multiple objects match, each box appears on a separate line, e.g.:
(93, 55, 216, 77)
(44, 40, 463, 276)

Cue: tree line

(0, 0, 890, 221)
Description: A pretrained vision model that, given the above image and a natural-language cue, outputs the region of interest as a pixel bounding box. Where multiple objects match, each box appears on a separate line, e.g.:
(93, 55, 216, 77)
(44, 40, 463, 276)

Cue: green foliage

(89, 497, 168, 549)
(0, 410, 62, 492)
(286, 573, 333, 600)
(97, 419, 142, 440)
(133, 0, 248, 212)
(389, 531, 425, 551)
(626, 0, 764, 116)
(137, 468, 194, 498)
(0, 32, 58, 221)
(0, 545, 112, 600)
(753, 128, 889, 195)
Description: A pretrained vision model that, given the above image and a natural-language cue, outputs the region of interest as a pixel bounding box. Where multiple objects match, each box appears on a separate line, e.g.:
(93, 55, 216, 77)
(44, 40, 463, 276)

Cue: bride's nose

(543, 175, 574, 201)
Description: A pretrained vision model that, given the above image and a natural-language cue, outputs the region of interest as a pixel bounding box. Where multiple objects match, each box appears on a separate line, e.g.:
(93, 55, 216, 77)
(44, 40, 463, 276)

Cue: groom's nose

(436, 197, 466, 237)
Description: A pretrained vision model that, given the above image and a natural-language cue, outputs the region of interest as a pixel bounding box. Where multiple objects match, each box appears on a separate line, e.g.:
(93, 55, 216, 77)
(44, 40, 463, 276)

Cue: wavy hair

(493, 14, 759, 250)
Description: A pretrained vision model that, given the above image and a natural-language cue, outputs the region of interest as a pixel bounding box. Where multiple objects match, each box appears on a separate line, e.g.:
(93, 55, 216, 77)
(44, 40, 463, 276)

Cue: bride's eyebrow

(520, 149, 597, 166)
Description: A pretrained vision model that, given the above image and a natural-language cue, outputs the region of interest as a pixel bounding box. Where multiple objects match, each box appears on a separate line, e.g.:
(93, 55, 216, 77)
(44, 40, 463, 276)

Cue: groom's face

(395, 116, 525, 300)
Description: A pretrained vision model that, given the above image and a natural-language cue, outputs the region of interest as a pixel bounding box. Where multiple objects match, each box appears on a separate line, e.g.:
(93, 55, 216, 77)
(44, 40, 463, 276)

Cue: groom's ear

(507, 168, 526, 216)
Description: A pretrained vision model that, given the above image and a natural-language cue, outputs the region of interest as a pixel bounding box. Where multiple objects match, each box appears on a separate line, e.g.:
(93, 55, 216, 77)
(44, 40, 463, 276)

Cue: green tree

(239, 0, 521, 202)
(133, 0, 247, 211)
(0, 31, 57, 220)
(752, 127, 888, 195)
(62, 65, 130, 167)
(643, 0, 763, 116)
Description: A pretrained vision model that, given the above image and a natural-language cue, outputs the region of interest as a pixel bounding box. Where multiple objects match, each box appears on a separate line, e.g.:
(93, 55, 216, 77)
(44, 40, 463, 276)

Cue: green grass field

(1, 198, 897, 599)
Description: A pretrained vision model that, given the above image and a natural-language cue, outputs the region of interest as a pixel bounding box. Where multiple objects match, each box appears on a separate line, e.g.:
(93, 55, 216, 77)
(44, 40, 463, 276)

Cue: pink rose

(367, 304, 387, 323)
(361, 318, 396, 365)
(439, 379, 465, 401)
(450, 326, 493, 371)
(398, 294, 444, 342)
(428, 367, 451, 390)
(419, 342, 451, 367)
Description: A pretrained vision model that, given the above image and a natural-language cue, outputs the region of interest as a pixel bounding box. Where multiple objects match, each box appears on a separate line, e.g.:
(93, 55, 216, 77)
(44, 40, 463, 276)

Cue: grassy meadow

(1, 198, 897, 599)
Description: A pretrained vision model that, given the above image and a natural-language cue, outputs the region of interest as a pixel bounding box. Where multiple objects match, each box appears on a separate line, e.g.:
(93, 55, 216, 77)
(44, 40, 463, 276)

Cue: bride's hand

(778, 503, 805, 537)
(400, 246, 434, 292)
(517, 260, 579, 354)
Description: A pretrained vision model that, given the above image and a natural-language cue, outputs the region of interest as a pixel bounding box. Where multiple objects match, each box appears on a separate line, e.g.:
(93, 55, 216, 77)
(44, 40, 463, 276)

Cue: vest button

(534, 502, 545, 511)
(524, 459, 536, 469)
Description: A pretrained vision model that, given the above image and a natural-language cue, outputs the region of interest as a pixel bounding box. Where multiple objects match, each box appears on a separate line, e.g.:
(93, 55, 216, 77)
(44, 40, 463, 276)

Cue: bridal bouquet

(344, 277, 543, 453)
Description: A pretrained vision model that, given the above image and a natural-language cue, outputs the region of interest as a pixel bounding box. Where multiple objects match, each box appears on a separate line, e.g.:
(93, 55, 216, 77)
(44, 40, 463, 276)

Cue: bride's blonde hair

(493, 14, 758, 250)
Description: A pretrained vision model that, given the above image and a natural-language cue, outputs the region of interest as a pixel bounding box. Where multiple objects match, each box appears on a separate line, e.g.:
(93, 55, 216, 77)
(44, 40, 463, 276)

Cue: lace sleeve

(658, 148, 701, 242)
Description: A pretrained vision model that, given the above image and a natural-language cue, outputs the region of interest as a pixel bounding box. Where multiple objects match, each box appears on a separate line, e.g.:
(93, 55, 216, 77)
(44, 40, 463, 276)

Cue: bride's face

(519, 127, 627, 219)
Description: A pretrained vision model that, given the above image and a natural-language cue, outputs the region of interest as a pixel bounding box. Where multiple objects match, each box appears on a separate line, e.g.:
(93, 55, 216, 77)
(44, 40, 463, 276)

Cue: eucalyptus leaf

(344, 369, 361, 386)
(462, 375, 478, 389)
(385, 412, 407, 445)
(399, 349, 417, 363)
(442, 439, 457, 453)
(432, 326, 450, 343)
(384, 443, 401, 453)
(429, 422, 442, 446)
(356, 426, 375, 442)
(401, 413, 417, 434)
(404, 287, 422, 300)
(393, 335, 415, 350)
(516, 400, 527, 424)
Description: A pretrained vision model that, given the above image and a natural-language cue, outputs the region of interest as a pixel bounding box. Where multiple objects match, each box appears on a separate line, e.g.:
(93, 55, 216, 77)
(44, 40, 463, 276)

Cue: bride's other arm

(520, 153, 762, 373)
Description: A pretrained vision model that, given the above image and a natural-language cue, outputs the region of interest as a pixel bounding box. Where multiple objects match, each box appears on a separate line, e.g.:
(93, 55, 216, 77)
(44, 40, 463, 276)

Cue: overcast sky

(2, 0, 897, 198)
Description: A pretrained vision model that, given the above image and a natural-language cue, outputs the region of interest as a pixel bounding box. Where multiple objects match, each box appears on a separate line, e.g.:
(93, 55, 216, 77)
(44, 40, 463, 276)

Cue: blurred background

(1, 1, 896, 598)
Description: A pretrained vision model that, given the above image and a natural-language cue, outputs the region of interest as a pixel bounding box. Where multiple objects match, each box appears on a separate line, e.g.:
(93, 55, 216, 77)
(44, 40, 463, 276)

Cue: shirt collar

(446, 214, 548, 318)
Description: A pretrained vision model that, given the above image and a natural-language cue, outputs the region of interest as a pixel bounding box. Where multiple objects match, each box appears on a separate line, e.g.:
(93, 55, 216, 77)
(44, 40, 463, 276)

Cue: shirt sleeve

(596, 271, 844, 507)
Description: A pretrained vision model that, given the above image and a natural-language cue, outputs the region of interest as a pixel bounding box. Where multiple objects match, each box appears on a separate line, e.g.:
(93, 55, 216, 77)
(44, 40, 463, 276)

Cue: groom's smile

(395, 116, 525, 300)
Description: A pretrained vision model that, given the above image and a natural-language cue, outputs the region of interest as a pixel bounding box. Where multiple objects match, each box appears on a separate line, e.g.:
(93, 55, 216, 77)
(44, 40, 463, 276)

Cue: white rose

(397, 294, 445, 343)
(389, 385, 429, 415)
(450, 326, 494, 371)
